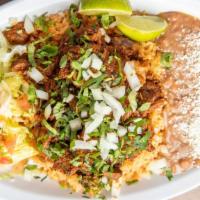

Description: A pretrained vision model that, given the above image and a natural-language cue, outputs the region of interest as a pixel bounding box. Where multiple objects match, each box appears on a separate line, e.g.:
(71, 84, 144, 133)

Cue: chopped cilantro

(35, 15, 49, 32)
(101, 14, 110, 29)
(70, 139, 75, 151)
(161, 52, 173, 69)
(36, 44, 58, 59)
(42, 120, 59, 136)
(100, 15, 115, 29)
(83, 74, 106, 89)
(27, 43, 37, 68)
(134, 131, 151, 150)
(27, 84, 37, 104)
(41, 175, 48, 182)
(165, 168, 173, 181)
(66, 28, 76, 44)
(45, 143, 65, 160)
(79, 48, 92, 63)
(70, 156, 81, 167)
(59, 55, 68, 68)
(126, 179, 138, 185)
(25, 164, 37, 171)
(138, 102, 151, 112)
(69, 4, 81, 27)
(71, 61, 82, 71)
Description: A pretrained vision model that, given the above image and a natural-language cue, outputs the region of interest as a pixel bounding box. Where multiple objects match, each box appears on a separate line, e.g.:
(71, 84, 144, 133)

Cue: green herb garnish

(25, 164, 37, 171)
(42, 120, 59, 136)
(66, 28, 76, 45)
(138, 102, 151, 112)
(59, 55, 68, 68)
(27, 43, 37, 67)
(69, 4, 81, 27)
(83, 74, 106, 89)
(126, 179, 138, 185)
(27, 84, 37, 104)
(165, 168, 173, 181)
(161, 52, 173, 69)
(134, 131, 151, 150)
(35, 14, 49, 32)
(101, 14, 110, 29)
(36, 44, 58, 59)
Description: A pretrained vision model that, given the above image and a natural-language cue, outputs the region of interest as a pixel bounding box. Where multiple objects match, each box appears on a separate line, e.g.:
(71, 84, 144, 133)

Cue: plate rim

(0, 0, 200, 200)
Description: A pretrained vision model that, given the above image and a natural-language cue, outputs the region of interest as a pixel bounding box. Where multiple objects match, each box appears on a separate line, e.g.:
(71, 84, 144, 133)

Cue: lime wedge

(79, 0, 132, 16)
(116, 15, 168, 42)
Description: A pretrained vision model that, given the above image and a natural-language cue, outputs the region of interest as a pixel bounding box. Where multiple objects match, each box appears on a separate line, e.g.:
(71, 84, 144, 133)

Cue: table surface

(0, 0, 199, 199)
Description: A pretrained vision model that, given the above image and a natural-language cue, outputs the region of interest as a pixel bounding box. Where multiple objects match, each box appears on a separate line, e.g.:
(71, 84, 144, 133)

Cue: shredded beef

(4, 22, 29, 45)
(138, 79, 163, 104)
(11, 56, 29, 73)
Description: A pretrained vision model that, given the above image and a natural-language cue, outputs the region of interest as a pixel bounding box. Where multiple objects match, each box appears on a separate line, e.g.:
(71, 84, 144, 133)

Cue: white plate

(0, 0, 200, 200)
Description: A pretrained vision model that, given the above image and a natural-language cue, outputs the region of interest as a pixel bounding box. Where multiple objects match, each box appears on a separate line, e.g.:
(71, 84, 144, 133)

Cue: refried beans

(157, 12, 200, 173)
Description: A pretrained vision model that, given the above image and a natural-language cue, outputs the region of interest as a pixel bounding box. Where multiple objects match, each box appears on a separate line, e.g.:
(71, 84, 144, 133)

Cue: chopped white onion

(148, 159, 168, 175)
(0, 31, 8, 51)
(100, 136, 118, 151)
(81, 56, 92, 69)
(64, 94, 74, 103)
(110, 86, 126, 99)
(101, 176, 108, 184)
(84, 114, 103, 135)
(99, 28, 106, 36)
(1, 45, 27, 63)
(91, 88, 103, 100)
(104, 34, 111, 43)
(128, 125, 136, 132)
(36, 90, 49, 100)
(27, 67, 44, 83)
(24, 15, 35, 34)
(12, 45, 27, 55)
(87, 69, 102, 78)
(44, 104, 52, 119)
(102, 92, 125, 124)
(113, 110, 122, 125)
(74, 140, 97, 150)
(94, 101, 112, 116)
(111, 180, 122, 199)
(82, 70, 90, 81)
(110, 120, 118, 129)
(81, 111, 88, 118)
(124, 61, 141, 91)
(107, 132, 118, 143)
(99, 28, 111, 43)
(100, 148, 109, 160)
(137, 127, 142, 135)
(69, 118, 82, 132)
(9, 17, 18, 26)
(133, 118, 143, 123)
(100, 135, 118, 160)
(91, 54, 103, 70)
(103, 82, 112, 92)
(109, 21, 118, 28)
(118, 126, 127, 137)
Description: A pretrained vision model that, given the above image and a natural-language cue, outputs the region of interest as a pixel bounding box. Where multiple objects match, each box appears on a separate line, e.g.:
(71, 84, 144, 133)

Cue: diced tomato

(0, 156, 12, 164)
(17, 94, 31, 111)
(4, 134, 17, 154)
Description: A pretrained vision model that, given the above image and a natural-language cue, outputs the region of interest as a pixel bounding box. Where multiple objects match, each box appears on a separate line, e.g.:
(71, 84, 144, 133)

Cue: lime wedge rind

(79, 0, 132, 16)
(116, 15, 168, 42)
